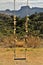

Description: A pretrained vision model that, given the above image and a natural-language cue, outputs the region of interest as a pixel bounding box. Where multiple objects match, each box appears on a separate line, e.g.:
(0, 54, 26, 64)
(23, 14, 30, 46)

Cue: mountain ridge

(0, 6, 43, 18)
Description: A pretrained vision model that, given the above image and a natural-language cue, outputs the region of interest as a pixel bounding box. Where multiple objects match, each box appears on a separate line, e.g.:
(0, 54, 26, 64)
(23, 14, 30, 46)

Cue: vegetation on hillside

(0, 14, 14, 37)
(0, 12, 43, 38)
(16, 12, 43, 38)
(0, 12, 43, 47)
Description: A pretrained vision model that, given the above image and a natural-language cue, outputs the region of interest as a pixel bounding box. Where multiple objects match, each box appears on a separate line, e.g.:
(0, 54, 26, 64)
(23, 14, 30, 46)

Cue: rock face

(0, 6, 43, 18)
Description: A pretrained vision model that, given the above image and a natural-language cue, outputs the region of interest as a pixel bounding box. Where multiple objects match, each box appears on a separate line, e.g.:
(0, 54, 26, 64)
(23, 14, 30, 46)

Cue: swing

(14, 0, 28, 60)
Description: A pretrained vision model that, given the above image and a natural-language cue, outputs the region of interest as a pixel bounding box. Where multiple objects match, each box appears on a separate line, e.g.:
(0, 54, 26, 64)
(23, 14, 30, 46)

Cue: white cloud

(0, 0, 43, 10)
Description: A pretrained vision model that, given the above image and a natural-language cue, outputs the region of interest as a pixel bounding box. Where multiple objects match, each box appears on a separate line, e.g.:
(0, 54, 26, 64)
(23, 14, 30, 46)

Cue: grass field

(0, 48, 43, 65)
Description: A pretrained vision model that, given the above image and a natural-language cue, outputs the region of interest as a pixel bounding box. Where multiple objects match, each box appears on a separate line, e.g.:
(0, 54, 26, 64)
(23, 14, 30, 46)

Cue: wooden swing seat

(14, 58, 26, 60)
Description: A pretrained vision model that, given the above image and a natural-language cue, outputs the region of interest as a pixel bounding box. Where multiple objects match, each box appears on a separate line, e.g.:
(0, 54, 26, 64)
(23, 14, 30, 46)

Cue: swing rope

(14, 0, 29, 60)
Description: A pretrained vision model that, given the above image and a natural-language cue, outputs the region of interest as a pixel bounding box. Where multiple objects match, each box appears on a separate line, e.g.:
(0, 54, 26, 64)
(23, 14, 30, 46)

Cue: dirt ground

(0, 48, 43, 65)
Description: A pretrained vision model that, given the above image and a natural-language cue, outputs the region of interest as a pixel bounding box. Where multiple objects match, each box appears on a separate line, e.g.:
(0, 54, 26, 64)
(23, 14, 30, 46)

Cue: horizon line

(0, 5, 43, 11)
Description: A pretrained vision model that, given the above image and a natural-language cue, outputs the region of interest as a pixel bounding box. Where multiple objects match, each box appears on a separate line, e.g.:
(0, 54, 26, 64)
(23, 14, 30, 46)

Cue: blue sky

(0, 0, 43, 10)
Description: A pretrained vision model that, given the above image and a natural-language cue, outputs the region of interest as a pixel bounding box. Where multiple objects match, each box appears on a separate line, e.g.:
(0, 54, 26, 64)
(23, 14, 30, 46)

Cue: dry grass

(0, 35, 43, 48)
(0, 48, 43, 65)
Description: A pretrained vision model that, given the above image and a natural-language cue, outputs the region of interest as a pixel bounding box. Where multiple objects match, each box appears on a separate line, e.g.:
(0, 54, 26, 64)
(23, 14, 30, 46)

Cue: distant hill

(0, 6, 43, 18)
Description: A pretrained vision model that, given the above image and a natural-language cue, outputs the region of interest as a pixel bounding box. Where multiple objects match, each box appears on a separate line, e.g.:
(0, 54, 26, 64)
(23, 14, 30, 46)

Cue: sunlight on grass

(0, 48, 43, 52)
